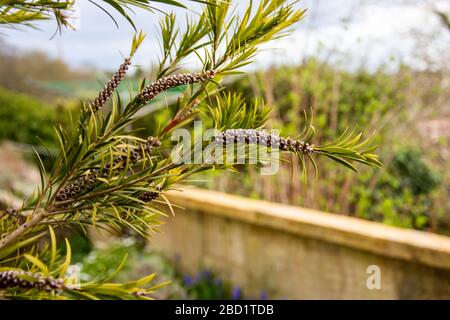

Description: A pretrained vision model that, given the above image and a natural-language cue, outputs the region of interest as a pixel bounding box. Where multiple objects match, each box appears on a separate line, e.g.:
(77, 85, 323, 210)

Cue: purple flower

(231, 286, 242, 300)
(201, 269, 213, 280)
(259, 291, 268, 300)
(213, 277, 222, 286)
(183, 275, 194, 287)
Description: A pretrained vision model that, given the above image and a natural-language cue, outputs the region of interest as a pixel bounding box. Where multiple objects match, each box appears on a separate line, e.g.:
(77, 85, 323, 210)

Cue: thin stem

(53, 162, 178, 207)
(0, 211, 47, 250)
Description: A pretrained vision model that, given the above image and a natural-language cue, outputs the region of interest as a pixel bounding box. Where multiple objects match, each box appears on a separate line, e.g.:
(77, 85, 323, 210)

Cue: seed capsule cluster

(214, 129, 314, 154)
(138, 186, 162, 203)
(55, 174, 97, 202)
(0, 270, 64, 292)
(5, 208, 19, 216)
(137, 70, 215, 104)
(55, 137, 161, 203)
(89, 57, 132, 111)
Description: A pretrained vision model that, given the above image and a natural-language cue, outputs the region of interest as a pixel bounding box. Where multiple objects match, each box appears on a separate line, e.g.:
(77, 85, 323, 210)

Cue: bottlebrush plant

(0, 0, 381, 299)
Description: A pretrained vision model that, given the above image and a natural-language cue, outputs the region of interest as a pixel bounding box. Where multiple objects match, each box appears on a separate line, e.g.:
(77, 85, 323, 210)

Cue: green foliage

(352, 148, 440, 230)
(390, 149, 440, 196)
(74, 238, 178, 296)
(181, 269, 267, 299)
(227, 60, 410, 138)
(0, 226, 164, 299)
(0, 86, 56, 146)
(205, 60, 446, 233)
(208, 92, 271, 131)
(0, 0, 208, 30)
(0, 0, 318, 300)
(182, 269, 231, 300)
(0, 0, 70, 27)
(75, 238, 245, 299)
(75, 238, 141, 282)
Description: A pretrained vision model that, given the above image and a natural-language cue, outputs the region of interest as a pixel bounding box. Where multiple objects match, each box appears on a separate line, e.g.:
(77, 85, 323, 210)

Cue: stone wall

(151, 188, 450, 299)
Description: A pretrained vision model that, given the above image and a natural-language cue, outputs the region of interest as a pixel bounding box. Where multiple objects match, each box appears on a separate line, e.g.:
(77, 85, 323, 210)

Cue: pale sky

(1, 0, 449, 71)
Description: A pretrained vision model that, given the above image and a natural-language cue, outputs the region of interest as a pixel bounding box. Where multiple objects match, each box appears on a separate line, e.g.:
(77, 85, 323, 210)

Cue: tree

(0, 0, 380, 299)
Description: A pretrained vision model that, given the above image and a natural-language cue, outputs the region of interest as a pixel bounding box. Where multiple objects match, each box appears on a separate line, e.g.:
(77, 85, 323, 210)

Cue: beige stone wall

(151, 188, 450, 299)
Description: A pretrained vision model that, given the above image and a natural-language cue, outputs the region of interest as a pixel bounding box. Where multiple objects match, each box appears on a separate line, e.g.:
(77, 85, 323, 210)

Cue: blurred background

(0, 0, 449, 299)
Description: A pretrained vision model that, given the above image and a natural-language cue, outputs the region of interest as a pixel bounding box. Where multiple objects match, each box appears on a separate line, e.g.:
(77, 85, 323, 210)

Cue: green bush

(0, 86, 57, 146)
(196, 60, 447, 234)
(390, 149, 440, 196)
(73, 237, 188, 299)
(352, 148, 440, 230)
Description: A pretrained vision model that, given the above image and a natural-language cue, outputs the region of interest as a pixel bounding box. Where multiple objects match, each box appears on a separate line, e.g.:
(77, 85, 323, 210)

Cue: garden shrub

(0, 86, 56, 147)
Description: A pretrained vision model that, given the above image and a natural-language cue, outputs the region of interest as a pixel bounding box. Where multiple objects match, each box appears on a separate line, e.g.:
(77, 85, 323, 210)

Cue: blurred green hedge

(0, 86, 57, 146)
(194, 60, 447, 234)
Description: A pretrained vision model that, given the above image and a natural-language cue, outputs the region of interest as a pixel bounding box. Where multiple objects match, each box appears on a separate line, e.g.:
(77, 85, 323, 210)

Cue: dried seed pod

(0, 270, 64, 292)
(55, 171, 97, 202)
(143, 136, 162, 153)
(88, 57, 132, 111)
(215, 129, 314, 154)
(136, 70, 216, 104)
(138, 186, 162, 203)
(55, 137, 162, 204)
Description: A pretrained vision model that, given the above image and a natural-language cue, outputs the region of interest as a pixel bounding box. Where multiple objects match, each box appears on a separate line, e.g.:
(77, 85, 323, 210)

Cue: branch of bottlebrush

(0, 0, 380, 299)
(0, 0, 214, 31)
